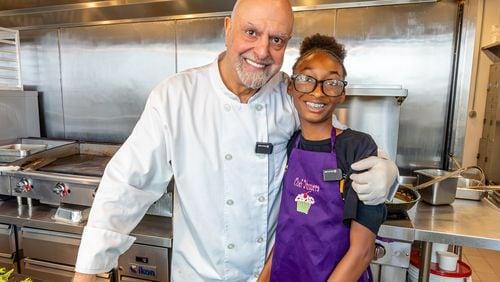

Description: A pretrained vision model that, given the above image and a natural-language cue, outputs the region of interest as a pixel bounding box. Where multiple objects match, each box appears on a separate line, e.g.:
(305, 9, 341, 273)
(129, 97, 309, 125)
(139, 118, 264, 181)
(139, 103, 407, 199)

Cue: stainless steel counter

(408, 198, 500, 282)
(0, 199, 172, 247)
(409, 198, 500, 251)
(379, 216, 415, 242)
(2, 196, 498, 282)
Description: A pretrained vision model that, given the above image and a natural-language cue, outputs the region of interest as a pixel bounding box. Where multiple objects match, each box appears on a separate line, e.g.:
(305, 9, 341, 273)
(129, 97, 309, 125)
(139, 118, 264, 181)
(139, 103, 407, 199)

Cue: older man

(74, 0, 397, 281)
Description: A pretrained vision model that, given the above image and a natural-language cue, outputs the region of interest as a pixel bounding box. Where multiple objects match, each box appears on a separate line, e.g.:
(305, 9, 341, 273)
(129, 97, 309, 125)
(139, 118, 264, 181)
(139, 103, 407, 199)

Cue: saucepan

(385, 185, 421, 214)
(412, 168, 463, 205)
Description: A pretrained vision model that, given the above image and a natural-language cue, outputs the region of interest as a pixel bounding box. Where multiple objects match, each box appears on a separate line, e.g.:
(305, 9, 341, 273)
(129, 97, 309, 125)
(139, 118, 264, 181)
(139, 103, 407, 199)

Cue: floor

(462, 247, 500, 282)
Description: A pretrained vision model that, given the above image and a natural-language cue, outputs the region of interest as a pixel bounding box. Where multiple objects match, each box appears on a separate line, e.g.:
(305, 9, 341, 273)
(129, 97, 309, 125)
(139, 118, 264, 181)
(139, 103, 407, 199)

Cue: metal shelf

(482, 41, 500, 63)
(0, 39, 15, 45)
(0, 27, 22, 90)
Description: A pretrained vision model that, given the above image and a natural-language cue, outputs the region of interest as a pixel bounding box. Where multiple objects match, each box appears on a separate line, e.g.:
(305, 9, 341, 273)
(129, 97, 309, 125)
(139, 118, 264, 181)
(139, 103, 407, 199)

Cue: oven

(0, 223, 17, 271)
(20, 227, 112, 282)
(0, 139, 173, 281)
(117, 243, 170, 282)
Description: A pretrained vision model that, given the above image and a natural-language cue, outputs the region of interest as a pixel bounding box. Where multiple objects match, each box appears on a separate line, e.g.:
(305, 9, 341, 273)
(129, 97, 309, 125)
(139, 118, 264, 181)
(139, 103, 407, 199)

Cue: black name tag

(255, 142, 274, 154)
(323, 168, 343, 182)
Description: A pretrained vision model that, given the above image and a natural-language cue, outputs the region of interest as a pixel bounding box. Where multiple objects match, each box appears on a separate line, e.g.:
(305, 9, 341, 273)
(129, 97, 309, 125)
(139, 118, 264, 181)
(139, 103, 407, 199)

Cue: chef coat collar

(211, 52, 282, 105)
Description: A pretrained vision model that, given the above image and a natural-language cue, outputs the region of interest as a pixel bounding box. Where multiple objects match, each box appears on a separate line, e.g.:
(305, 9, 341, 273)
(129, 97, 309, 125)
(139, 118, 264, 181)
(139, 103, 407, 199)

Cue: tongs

(399, 167, 465, 191)
(449, 153, 486, 184)
(408, 168, 466, 190)
(464, 185, 500, 191)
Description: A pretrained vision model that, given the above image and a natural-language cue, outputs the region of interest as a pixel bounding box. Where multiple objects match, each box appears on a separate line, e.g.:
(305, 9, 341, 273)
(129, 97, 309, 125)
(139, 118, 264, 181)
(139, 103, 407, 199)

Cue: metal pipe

(418, 241, 432, 282)
(442, 0, 465, 170)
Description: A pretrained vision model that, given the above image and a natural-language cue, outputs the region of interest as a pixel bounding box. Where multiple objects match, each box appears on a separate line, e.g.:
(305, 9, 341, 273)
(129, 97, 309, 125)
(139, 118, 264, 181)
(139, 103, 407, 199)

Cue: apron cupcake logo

(295, 193, 315, 214)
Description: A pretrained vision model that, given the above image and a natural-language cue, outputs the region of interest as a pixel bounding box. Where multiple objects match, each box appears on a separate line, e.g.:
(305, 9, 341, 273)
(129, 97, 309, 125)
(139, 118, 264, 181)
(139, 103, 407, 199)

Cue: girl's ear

(287, 80, 293, 96)
(339, 91, 346, 103)
(285, 73, 293, 96)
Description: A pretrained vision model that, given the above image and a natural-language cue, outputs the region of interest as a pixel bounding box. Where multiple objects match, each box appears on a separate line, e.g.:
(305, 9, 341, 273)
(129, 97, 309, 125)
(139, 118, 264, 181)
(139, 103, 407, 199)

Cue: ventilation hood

(0, 0, 438, 30)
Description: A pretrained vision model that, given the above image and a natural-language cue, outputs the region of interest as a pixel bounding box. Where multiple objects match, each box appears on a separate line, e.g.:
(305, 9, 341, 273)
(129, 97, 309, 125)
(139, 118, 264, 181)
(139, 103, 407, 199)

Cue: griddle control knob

(15, 178, 32, 193)
(374, 243, 386, 260)
(53, 182, 69, 197)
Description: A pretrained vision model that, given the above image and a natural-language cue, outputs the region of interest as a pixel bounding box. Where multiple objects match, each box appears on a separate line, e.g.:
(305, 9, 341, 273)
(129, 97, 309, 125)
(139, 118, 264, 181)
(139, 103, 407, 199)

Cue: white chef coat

(75, 53, 300, 281)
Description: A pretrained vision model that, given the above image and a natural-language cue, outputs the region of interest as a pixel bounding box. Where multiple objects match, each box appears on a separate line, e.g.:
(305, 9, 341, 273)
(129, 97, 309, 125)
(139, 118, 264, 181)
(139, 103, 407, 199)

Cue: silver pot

(414, 169, 458, 205)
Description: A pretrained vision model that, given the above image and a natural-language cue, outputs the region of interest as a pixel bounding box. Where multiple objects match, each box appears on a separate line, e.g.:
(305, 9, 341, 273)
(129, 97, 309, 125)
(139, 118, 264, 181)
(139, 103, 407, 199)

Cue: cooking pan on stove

(385, 185, 421, 214)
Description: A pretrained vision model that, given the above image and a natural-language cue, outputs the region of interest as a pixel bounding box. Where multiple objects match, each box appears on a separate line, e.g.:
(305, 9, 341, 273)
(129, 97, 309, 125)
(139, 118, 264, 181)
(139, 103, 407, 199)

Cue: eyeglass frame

(290, 73, 348, 97)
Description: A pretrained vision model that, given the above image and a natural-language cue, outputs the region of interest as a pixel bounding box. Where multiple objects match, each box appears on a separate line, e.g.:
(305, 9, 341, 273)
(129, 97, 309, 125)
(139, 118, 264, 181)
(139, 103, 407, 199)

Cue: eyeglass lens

(293, 74, 345, 97)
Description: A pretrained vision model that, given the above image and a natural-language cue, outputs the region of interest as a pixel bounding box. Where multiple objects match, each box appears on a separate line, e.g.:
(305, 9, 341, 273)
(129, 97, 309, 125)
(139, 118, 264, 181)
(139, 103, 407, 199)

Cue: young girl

(259, 34, 386, 282)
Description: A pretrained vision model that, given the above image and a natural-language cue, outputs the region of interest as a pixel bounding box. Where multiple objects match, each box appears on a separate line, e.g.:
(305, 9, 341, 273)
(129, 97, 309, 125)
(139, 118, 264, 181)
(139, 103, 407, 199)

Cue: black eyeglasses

(291, 74, 347, 97)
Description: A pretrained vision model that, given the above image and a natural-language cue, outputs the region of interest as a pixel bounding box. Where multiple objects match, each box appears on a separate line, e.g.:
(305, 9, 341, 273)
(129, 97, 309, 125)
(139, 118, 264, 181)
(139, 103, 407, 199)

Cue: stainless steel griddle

(4, 142, 120, 207)
(37, 153, 112, 177)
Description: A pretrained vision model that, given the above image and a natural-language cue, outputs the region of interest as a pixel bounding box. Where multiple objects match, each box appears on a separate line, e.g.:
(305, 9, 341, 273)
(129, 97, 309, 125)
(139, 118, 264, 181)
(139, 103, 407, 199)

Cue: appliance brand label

(129, 263, 157, 278)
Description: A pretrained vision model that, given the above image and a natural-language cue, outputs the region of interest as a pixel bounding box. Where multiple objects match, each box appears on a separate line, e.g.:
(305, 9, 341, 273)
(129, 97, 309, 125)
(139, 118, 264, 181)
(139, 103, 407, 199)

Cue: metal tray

(455, 177, 487, 200)
(455, 187, 488, 200)
(0, 144, 47, 157)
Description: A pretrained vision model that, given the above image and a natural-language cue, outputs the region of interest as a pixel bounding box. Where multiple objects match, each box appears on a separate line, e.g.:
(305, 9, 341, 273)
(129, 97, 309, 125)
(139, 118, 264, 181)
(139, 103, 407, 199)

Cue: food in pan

(393, 190, 413, 203)
(385, 185, 420, 214)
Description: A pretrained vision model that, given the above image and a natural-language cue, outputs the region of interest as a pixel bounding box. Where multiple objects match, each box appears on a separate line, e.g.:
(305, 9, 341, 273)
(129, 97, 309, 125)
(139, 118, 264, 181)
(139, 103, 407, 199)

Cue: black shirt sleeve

(336, 129, 387, 234)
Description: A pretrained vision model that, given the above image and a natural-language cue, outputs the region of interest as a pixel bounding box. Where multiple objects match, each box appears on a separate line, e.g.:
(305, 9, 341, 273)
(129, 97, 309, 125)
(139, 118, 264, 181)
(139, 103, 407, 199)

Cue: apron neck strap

(294, 127, 337, 151)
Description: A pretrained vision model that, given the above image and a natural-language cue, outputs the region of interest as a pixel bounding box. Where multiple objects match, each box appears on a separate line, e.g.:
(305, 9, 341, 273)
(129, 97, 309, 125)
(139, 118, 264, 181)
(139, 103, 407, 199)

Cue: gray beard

(235, 58, 272, 90)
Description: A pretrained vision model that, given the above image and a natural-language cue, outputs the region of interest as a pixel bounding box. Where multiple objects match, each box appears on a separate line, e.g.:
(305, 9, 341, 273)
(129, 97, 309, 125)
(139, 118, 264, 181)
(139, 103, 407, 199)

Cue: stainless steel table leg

(419, 241, 432, 282)
(452, 245, 463, 260)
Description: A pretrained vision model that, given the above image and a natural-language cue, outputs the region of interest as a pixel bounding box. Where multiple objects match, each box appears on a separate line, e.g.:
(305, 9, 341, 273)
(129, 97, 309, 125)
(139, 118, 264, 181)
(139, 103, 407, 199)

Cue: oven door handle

(0, 224, 12, 235)
(24, 258, 75, 272)
(0, 224, 15, 258)
(120, 276, 151, 282)
(24, 258, 112, 279)
(22, 227, 81, 246)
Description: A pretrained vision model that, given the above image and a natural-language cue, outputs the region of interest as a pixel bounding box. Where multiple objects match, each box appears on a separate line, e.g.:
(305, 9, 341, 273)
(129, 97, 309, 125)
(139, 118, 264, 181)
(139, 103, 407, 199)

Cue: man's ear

(223, 17, 232, 45)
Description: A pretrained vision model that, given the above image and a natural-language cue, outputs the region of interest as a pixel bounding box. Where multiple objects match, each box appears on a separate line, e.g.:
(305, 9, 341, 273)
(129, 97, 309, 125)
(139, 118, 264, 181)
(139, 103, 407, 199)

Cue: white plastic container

(432, 243, 449, 263)
(409, 250, 472, 282)
(408, 264, 472, 282)
(437, 251, 459, 271)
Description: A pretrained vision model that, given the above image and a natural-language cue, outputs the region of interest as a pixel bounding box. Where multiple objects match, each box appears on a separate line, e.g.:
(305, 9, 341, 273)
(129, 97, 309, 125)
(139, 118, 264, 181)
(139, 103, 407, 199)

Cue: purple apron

(270, 129, 371, 282)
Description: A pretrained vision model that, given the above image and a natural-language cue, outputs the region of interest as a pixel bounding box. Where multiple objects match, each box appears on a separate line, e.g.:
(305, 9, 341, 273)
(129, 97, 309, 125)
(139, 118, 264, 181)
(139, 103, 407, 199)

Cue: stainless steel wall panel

(59, 22, 176, 143)
(176, 17, 226, 72)
(0, 1, 437, 30)
(19, 29, 65, 138)
(335, 0, 458, 172)
(15, 1, 460, 173)
(451, 0, 479, 166)
(282, 10, 336, 74)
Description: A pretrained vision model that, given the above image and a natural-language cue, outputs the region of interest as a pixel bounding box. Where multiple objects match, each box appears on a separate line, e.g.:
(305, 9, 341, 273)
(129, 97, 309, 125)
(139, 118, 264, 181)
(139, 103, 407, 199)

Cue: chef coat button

(225, 154, 232, 160)
(226, 199, 234, 205)
(257, 237, 264, 243)
(227, 243, 235, 249)
(224, 104, 231, 112)
(258, 196, 266, 202)
(255, 104, 263, 111)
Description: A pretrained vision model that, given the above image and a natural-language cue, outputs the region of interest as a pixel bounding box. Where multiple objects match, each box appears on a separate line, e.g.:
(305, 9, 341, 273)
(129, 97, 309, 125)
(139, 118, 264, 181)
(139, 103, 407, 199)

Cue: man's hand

(349, 155, 398, 205)
(73, 273, 96, 282)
